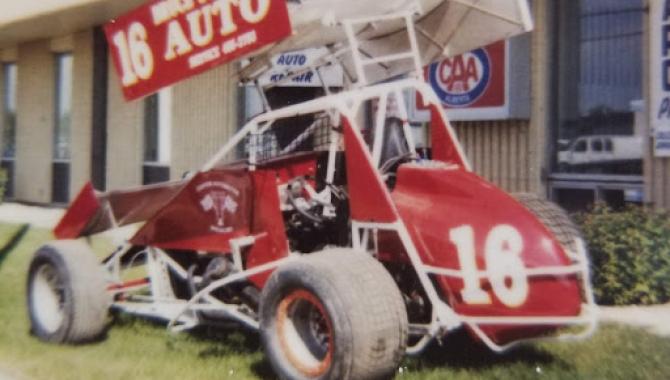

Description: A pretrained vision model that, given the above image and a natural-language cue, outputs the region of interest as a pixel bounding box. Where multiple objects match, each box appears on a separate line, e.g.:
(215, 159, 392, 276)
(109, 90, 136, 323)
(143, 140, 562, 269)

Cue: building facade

(0, 0, 667, 211)
(0, 1, 240, 205)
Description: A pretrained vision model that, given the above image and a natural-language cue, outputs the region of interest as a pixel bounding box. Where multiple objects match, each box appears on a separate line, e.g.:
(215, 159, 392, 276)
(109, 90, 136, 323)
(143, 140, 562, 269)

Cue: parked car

(558, 135, 643, 173)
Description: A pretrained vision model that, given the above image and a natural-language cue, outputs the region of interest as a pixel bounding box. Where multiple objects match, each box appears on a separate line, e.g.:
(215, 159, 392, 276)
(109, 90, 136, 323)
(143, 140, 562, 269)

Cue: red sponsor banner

(105, 0, 292, 101)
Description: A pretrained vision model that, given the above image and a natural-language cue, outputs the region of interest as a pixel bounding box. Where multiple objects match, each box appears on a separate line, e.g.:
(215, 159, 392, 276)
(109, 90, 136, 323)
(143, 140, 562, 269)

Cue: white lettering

(188, 46, 221, 68)
(213, 0, 239, 36)
(239, 0, 270, 24)
(186, 5, 215, 47)
(151, 0, 196, 25)
(164, 20, 193, 61)
(450, 224, 529, 307)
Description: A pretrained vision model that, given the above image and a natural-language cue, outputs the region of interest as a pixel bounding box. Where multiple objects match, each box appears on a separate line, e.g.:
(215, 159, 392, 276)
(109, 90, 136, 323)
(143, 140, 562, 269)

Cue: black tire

(27, 240, 109, 343)
(260, 249, 408, 380)
(513, 193, 581, 254)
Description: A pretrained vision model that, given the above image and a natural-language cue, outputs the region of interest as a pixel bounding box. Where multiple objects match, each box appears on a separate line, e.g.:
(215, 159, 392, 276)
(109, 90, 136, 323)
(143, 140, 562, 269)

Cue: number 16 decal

(112, 22, 155, 86)
(449, 224, 529, 307)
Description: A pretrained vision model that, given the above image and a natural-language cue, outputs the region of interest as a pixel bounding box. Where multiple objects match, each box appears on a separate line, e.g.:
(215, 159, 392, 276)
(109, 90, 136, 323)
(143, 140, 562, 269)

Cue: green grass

(0, 224, 669, 379)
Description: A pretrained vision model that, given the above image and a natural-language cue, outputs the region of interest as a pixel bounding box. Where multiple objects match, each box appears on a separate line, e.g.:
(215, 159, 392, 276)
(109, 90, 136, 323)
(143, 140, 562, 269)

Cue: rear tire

(513, 193, 581, 254)
(27, 240, 109, 343)
(260, 249, 408, 380)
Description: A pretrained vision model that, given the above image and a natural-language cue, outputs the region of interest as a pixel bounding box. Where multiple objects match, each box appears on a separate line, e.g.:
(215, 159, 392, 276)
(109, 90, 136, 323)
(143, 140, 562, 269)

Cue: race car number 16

(112, 22, 154, 86)
(450, 224, 529, 307)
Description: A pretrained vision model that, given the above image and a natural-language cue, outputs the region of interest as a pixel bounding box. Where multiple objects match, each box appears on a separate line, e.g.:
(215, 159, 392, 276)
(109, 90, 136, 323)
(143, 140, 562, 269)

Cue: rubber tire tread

(513, 193, 581, 254)
(27, 240, 109, 343)
(260, 249, 408, 380)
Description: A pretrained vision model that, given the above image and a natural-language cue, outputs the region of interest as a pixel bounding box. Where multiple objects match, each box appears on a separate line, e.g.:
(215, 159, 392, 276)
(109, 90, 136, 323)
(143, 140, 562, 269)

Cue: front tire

(260, 249, 408, 380)
(513, 193, 582, 254)
(27, 240, 109, 343)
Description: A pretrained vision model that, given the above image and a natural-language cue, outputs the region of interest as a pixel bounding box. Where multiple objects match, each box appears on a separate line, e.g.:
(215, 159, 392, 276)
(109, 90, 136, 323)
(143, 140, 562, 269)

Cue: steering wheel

(380, 152, 415, 175)
(285, 177, 325, 225)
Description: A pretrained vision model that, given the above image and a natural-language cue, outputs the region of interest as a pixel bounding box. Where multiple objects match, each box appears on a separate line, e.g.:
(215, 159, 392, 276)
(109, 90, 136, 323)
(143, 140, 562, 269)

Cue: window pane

(144, 89, 171, 164)
(54, 54, 72, 160)
(604, 139, 613, 151)
(555, 0, 643, 176)
(2, 63, 17, 159)
(144, 93, 159, 163)
(158, 88, 171, 163)
(592, 140, 603, 152)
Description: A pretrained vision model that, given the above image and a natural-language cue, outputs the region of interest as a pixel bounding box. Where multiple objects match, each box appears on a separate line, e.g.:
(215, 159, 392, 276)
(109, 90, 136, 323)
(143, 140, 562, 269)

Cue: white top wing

(240, 0, 532, 84)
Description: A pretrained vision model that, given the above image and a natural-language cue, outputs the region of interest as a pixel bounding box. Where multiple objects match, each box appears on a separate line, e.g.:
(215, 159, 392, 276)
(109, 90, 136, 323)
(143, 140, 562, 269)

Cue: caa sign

(425, 41, 506, 109)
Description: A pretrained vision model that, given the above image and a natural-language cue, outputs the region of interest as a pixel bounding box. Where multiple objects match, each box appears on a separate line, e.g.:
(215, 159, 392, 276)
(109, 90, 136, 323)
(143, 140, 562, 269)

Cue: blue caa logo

(428, 49, 491, 108)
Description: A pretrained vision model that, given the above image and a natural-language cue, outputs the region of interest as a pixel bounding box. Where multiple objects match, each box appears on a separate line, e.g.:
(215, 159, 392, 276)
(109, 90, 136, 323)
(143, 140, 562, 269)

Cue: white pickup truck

(558, 135, 643, 172)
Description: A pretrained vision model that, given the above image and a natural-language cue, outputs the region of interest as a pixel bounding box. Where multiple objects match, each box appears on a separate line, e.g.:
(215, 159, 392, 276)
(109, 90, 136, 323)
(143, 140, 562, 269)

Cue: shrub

(575, 204, 670, 306)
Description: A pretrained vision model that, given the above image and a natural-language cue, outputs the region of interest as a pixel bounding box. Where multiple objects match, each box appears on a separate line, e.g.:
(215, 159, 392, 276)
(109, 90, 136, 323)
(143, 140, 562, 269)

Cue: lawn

(0, 223, 669, 379)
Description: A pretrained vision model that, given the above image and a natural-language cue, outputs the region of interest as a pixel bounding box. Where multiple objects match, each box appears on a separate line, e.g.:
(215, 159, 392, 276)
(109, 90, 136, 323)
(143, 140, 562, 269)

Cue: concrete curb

(0, 203, 64, 229)
(598, 304, 670, 337)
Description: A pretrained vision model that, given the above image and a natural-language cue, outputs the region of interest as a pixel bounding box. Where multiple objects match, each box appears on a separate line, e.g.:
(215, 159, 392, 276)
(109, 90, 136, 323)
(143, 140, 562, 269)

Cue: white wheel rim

(31, 264, 65, 333)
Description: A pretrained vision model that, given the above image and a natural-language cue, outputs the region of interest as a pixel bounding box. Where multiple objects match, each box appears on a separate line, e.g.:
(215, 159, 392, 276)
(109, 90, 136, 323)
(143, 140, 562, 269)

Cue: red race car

(26, 1, 596, 379)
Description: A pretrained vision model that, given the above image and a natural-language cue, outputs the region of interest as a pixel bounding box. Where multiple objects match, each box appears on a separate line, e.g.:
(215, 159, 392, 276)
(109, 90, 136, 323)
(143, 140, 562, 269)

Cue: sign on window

(256, 48, 344, 88)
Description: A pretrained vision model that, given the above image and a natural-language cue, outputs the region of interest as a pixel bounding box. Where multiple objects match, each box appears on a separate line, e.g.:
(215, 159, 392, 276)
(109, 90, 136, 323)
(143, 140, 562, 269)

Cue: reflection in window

(143, 89, 171, 184)
(592, 139, 603, 152)
(555, 0, 643, 175)
(604, 139, 613, 152)
(54, 54, 72, 161)
(144, 93, 159, 163)
(143, 89, 171, 164)
(2, 63, 16, 159)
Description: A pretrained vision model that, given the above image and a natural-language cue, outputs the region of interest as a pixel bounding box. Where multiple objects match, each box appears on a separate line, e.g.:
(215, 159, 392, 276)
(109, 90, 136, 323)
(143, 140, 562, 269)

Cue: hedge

(575, 204, 670, 306)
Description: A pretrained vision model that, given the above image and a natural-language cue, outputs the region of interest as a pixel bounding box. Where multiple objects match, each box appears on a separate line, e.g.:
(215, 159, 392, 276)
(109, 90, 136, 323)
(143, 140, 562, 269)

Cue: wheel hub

(31, 264, 66, 333)
(276, 289, 333, 377)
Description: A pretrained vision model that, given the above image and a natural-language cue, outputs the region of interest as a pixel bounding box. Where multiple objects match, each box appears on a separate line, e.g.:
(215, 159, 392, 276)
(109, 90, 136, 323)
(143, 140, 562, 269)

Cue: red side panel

(430, 105, 466, 166)
(56, 180, 188, 239)
(392, 164, 582, 345)
(342, 118, 398, 223)
(54, 182, 101, 239)
(105, 182, 186, 227)
(245, 232, 278, 288)
(246, 170, 290, 287)
(130, 169, 252, 251)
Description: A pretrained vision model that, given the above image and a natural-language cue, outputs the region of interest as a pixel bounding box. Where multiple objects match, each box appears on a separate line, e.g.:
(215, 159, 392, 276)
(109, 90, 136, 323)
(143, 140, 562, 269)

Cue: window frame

(53, 53, 73, 162)
(143, 88, 172, 166)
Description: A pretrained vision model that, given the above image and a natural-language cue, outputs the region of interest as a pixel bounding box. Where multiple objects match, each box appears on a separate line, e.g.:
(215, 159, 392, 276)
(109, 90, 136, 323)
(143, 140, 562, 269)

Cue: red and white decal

(197, 181, 240, 233)
(450, 224, 529, 307)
